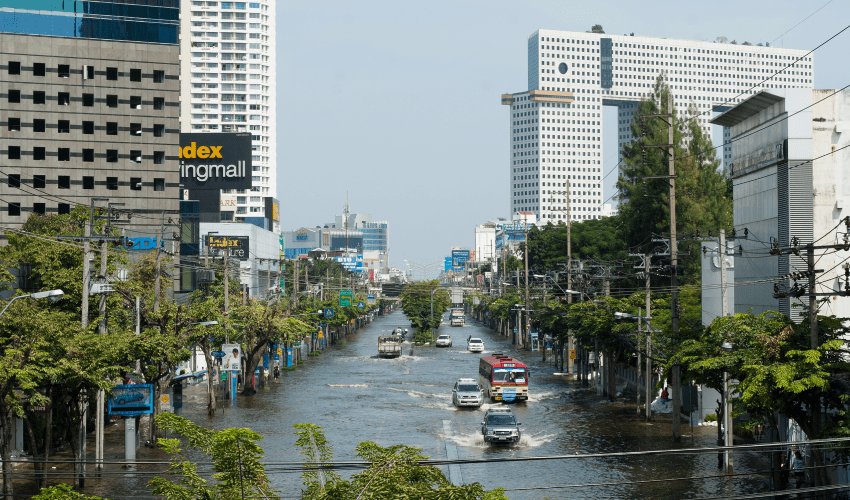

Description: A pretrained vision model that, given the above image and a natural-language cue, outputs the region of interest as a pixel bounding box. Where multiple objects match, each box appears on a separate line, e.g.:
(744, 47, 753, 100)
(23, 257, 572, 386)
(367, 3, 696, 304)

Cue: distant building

(711, 88, 850, 322)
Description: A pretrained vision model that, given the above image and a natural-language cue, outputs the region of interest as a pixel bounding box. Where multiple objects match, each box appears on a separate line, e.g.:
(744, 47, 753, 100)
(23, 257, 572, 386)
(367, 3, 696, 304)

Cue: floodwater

(70, 309, 769, 499)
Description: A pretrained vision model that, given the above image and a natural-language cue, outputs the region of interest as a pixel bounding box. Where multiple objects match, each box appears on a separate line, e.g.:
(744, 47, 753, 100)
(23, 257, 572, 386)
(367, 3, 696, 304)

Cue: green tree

(616, 73, 730, 283)
(150, 413, 277, 499)
(400, 281, 450, 340)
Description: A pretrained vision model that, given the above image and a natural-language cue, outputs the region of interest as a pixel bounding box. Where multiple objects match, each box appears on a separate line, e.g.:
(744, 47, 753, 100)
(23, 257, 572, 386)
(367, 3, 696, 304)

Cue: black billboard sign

(206, 235, 250, 261)
(179, 133, 252, 190)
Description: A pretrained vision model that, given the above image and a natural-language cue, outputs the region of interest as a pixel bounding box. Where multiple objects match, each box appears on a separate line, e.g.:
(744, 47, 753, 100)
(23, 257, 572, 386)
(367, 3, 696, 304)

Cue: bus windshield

(492, 368, 527, 384)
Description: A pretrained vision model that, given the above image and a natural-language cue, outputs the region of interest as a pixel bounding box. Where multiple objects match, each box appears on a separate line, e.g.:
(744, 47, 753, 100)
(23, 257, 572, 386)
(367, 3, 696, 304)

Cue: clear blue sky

(278, 0, 849, 271)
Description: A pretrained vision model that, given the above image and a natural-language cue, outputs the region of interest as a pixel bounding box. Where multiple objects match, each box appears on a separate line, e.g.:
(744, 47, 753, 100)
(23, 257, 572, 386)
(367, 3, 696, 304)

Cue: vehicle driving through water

(377, 335, 402, 358)
(478, 353, 529, 402)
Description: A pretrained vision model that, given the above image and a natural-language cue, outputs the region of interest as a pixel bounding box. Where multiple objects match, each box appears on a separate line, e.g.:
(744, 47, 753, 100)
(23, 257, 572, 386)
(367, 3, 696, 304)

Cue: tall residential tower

(503, 29, 813, 222)
(180, 0, 276, 223)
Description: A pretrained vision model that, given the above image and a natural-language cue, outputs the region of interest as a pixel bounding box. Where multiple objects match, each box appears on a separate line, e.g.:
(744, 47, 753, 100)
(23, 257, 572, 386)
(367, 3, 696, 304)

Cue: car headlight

(487, 430, 495, 435)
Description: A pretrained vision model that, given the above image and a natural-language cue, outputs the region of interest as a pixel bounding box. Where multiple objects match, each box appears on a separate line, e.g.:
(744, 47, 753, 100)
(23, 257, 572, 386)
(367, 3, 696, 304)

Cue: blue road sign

(211, 351, 226, 357)
(324, 308, 334, 318)
(358, 302, 364, 309)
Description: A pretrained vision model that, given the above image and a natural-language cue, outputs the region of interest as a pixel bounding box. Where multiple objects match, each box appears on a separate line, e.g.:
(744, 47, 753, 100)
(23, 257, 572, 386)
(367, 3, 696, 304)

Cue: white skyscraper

(180, 0, 276, 223)
(503, 28, 813, 223)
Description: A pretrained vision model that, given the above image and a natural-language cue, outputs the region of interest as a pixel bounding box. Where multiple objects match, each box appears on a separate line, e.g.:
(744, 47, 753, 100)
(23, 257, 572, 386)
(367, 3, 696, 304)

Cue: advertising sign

(107, 384, 154, 417)
(206, 235, 250, 261)
(179, 133, 252, 190)
(367, 294, 376, 305)
(452, 250, 470, 268)
(334, 255, 363, 272)
(222, 344, 241, 371)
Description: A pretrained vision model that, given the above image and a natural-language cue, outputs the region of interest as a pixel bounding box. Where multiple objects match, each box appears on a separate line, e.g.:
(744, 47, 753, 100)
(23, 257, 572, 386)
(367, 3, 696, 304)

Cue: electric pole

(523, 212, 529, 349)
(666, 92, 682, 443)
(566, 179, 574, 377)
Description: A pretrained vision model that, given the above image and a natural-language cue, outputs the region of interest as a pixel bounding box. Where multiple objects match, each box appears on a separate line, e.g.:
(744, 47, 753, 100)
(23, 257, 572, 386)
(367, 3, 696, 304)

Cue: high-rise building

(503, 28, 813, 223)
(180, 0, 276, 223)
(0, 1, 181, 236)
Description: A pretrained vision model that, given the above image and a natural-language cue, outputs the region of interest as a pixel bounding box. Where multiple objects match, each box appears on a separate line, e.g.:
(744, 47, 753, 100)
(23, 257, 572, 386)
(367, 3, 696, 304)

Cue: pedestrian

(273, 365, 280, 383)
(793, 450, 805, 488)
(661, 387, 669, 402)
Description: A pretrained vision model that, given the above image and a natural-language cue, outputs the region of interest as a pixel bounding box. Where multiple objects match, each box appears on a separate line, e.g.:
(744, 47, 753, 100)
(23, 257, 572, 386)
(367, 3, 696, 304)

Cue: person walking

(793, 450, 805, 489)
(273, 365, 280, 383)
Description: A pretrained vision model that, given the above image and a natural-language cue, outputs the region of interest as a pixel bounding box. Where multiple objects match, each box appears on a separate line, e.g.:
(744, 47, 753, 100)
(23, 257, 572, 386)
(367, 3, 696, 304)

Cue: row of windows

(6, 148, 166, 164)
(4, 90, 166, 110)
(6, 175, 165, 192)
(5, 119, 166, 136)
(6, 62, 166, 83)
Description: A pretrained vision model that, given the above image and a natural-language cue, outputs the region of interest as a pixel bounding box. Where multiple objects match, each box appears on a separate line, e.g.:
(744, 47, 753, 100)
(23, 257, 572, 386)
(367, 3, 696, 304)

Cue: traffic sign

(340, 297, 351, 307)
(323, 308, 334, 318)
(340, 289, 353, 307)
(357, 302, 364, 309)
(211, 351, 226, 357)
(570, 349, 576, 360)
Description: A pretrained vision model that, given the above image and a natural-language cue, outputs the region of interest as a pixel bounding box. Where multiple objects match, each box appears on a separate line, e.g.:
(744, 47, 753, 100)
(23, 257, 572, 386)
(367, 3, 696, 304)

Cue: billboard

(334, 255, 363, 271)
(206, 235, 250, 261)
(179, 133, 252, 190)
(222, 344, 242, 371)
(108, 384, 154, 417)
(452, 250, 470, 268)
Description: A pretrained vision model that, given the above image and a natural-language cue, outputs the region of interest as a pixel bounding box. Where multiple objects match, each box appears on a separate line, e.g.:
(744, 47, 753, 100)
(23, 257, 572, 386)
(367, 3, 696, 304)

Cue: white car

(467, 338, 484, 352)
(435, 334, 452, 347)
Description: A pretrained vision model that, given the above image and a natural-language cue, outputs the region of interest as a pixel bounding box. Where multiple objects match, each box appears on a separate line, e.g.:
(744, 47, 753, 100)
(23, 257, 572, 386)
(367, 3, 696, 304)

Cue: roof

(710, 91, 785, 127)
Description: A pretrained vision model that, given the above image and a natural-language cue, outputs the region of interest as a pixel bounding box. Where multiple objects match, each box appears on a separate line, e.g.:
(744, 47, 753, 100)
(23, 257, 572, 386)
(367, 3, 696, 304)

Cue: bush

(704, 413, 717, 422)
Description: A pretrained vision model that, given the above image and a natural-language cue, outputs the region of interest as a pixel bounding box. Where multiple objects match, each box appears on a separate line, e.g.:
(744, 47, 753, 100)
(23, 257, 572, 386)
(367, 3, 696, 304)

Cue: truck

(450, 308, 464, 327)
(377, 335, 402, 358)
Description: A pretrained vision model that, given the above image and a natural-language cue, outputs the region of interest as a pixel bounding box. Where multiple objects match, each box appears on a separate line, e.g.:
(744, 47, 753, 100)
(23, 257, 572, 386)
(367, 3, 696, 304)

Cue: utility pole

(723, 229, 733, 474)
(667, 92, 682, 443)
(566, 179, 574, 377)
(523, 212, 529, 350)
(154, 211, 165, 312)
(645, 256, 652, 422)
(637, 308, 642, 416)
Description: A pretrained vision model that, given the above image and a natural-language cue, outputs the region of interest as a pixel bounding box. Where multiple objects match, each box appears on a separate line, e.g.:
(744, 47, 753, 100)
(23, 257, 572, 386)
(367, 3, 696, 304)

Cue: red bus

(479, 354, 529, 402)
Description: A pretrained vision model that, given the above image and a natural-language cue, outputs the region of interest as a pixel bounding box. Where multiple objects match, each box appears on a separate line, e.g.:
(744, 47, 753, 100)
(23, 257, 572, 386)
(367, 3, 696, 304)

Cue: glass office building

(0, 1, 179, 44)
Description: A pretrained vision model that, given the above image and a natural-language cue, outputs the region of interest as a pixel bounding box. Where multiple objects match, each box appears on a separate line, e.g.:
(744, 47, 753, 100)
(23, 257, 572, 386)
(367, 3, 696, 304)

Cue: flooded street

(80, 309, 769, 499)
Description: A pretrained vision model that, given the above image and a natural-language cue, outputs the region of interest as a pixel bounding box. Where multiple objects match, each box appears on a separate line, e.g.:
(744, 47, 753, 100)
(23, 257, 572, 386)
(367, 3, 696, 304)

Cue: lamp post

(0, 289, 64, 318)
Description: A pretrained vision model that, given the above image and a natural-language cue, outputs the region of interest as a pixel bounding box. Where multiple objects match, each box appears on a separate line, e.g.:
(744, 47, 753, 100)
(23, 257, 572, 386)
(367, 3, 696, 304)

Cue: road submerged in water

(74, 309, 769, 499)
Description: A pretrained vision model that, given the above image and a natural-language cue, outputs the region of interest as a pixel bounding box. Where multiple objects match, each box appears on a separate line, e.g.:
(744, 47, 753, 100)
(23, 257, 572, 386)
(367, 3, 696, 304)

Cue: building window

(58, 64, 70, 78)
(106, 67, 118, 80)
(58, 92, 70, 106)
(130, 177, 142, 190)
(84, 65, 94, 80)
(33, 175, 45, 189)
(130, 123, 142, 136)
(7, 118, 20, 132)
(58, 148, 70, 161)
(130, 69, 142, 82)
(33, 147, 45, 160)
(58, 203, 70, 215)
(153, 70, 165, 83)
(8, 203, 20, 216)
(153, 178, 165, 191)
(33, 91, 45, 104)
(7, 61, 20, 75)
(106, 177, 118, 190)
(106, 122, 118, 135)
(7, 146, 20, 160)
(82, 149, 94, 162)
(33, 63, 44, 77)
(8, 90, 20, 103)
(58, 120, 70, 133)
(130, 150, 142, 163)
(33, 119, 45, 133)
(33, 203, 45, 215)
(82, 121, 94, 134)
(106, 95, 118, 108)
(153, 124, 165, 137)
(130, 96, 141, 109)
(8, 174, 20, 188)
(58, 176, 70, 189)
(153, 97, 165, 110)
(82, 93, 94, 107)
(153, 151, 165, 164)
(106, 150, 118, 163)
(83, 176, 94, 189)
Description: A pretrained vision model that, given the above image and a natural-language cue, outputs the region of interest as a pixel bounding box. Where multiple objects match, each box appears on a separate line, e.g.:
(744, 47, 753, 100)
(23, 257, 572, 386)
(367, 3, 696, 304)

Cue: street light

(720, 341, 734, 473)
(0, 289, 64, 317)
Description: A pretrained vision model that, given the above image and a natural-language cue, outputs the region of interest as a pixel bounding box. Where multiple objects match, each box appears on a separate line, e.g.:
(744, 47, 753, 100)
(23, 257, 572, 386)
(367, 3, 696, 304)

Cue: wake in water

(326, 384, 369, 388)
(439, 431, 558, 449)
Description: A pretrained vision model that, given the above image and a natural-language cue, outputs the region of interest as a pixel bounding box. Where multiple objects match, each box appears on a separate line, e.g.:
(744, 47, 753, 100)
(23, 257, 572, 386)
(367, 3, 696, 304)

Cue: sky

(278, 0, 849, 272)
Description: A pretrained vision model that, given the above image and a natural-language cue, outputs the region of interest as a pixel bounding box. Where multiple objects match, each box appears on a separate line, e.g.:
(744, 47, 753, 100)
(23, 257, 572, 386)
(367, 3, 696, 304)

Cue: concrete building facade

(0, 1, 181, 237)
(503, 28, 813, 223)
(711, 88, 850, 322)
(180, 0, 276, 223)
